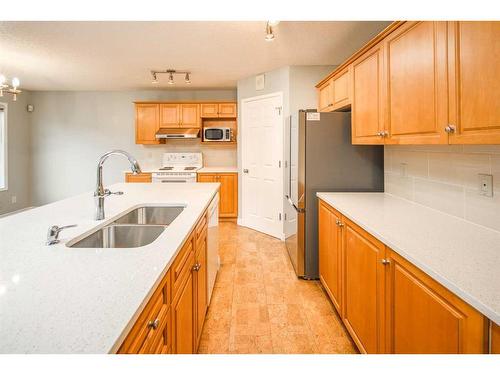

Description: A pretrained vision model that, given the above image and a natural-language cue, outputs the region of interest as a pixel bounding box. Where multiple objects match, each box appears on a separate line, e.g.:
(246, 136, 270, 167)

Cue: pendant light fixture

(0, 74, 22, 101)
(150, 69, 192, 86)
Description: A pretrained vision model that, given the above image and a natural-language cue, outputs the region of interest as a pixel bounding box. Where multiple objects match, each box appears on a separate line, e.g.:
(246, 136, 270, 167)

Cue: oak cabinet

(351, 43, 385, 144)
(160, 104, 200, 128)
(384, 21, 449, 145)
(491, 323, 500, 354)
(318, 200, 342, 313)
(331, 68, 351, 110)
(180, 104, 200, 128)
(386, 250, 488, 354)
(194, 221, 208, 349)
(135, 104, 160, 144)
(197, 172, 238, 219)
(448, 21, 500, 144)
(318, 79, 333, 112)
(172, 266, 195, 354)
(125, 173, 152, 183)
(201, 103, 237, 118)
(342, 217, 386, 354)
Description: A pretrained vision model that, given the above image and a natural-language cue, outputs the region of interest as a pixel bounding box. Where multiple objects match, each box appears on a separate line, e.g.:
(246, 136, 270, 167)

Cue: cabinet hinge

(278, 160, 282, 168)
(275, 106, 282, 115)
(279, 213, 282, 221)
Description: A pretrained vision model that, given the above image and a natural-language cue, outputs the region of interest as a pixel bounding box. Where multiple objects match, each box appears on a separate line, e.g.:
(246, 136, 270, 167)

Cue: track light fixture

(0, 74, 22, 101)
(265, 21, 279, 42)
(150, 69, 192, 85)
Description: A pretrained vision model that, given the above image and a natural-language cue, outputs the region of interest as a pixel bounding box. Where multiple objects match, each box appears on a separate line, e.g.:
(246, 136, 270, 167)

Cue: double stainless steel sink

(69, 206, 185, 248)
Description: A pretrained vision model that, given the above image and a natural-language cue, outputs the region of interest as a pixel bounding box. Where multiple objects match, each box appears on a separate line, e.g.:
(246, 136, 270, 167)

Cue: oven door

(152, 174, 196, 183)
(204, 128, 224, 141)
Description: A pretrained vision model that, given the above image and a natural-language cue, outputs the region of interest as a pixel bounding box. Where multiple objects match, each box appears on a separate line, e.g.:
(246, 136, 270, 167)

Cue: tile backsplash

(385, 145, 500, 232)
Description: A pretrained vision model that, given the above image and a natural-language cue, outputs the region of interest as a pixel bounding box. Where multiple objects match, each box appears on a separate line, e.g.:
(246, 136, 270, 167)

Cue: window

(0, 103, 6, 190)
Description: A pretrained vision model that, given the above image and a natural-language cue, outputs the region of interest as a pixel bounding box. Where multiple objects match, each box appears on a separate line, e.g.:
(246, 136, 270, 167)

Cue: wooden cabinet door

(448, 21, 500, 144)
(491, 323, 500, 354)
(218, 103, 237, 118)
(384, 21, 449, 144)
(318, 79, 333, 112)
(386, 249, 487, 354)
(125, 173, 152, 183)
(197, 173, 217, 183)
(194, 230, 208, 349)
(351, 44, 385, 145)
(172, 270, 195, 354)
(160, 104, 180, 127)
(201, 103, 219, 118)
(135, 104, 160, 144)
(342, 218, 386, 354)
(218, 173, 238, 218)
(318, 201, 342, 314)
(180, 104, 200, 128)
(332, 68, 351, 110)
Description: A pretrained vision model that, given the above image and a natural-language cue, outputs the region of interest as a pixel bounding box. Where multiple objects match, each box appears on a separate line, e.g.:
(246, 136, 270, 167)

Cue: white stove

(151, 153, 203, 183)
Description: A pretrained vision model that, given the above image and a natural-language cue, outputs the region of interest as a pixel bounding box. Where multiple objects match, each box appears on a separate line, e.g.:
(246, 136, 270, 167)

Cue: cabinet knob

(243, 169, 249, 174)
(381, 259, 390, 265)
(192, 262, 201, 272)
(336, 220, 344, 227)
(445, 124, 456, 133)
(147, 318, 160, 330)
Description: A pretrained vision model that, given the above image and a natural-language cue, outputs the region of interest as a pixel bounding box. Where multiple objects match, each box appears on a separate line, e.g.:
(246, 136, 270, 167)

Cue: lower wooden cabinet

(386, 250, 487, 354)
(197, 172, 238, 219)
(118, 210, 210, 354)
(125, 173, 152, 183)
(318, 198, 490, 354)
(318, 201, 342, 313)
(342, 217, 386, 354)
(491, 323, 500, 354)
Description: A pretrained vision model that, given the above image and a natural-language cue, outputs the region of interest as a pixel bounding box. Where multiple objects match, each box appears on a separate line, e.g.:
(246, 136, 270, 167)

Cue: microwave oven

(203, 127, 233, 142)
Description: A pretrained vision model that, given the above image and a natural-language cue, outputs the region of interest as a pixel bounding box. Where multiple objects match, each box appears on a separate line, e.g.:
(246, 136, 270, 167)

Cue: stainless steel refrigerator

(284, 110, 384, 279)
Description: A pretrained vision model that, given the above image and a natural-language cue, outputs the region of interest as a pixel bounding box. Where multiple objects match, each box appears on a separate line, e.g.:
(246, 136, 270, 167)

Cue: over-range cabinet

(284, 110, 384, 279)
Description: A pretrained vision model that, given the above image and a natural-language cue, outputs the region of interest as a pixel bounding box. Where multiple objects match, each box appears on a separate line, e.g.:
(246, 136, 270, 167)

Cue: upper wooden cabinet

(317, 69, 351, 112)
(351, 43, 385, 144)
(317, 21, 500, 145)
(447, 21, 500, 144)
(386, 249, 487, 354)
(384, 21, 449, 145)
(135, 104, 160, 144)
(160, 104, 200, 128)
(201, 103, 237, 118)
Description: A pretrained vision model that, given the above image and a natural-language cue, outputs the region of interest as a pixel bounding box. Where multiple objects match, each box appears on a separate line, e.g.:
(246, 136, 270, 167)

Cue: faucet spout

(94, 150, 142, 220)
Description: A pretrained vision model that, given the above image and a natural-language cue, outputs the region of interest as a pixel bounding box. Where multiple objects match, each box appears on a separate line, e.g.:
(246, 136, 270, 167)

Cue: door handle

(243, 169, 249, 174)
(286, 195, 305, 213)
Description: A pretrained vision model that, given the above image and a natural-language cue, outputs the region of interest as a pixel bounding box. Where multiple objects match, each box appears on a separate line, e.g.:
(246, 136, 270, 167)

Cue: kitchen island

(0, 182, 219, 353)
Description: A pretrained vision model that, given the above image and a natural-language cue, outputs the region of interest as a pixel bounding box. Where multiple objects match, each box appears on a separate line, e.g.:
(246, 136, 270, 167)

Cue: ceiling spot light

(265, 22, 275, 42)
(168, 72, 175, 85)
(185, 73, 191, 84)
(151, 72, 159, 84)
(149, 69, 192, 85)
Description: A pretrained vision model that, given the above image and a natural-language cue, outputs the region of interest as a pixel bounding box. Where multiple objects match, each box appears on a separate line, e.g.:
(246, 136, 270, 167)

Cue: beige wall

(385, 145, 500, 232)
(30, 90, 237, 205)
(0, 93, 32, 215)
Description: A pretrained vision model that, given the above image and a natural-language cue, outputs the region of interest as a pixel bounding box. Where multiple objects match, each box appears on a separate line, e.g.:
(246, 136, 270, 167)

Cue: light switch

(478, 174, 493, 197)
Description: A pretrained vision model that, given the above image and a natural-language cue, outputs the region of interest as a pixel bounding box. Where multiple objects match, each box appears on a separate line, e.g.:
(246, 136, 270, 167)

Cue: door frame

(239, 91, 285, 240)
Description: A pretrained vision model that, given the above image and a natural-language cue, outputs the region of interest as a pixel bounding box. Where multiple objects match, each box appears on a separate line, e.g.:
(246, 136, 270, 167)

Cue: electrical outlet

(478, 174, 493, 197)
(11, 195, 16, 204)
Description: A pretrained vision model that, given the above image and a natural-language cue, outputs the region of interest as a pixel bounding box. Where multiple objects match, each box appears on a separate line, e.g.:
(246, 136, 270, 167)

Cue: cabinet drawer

(119, 277, 167, 353)
(172, 238, 195, 298)
(138, 305, 170, 354)
(195, 214, 208, 242)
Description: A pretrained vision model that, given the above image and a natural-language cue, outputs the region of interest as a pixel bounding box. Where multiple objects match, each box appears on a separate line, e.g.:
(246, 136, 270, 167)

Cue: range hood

(155, 128, 200, 139)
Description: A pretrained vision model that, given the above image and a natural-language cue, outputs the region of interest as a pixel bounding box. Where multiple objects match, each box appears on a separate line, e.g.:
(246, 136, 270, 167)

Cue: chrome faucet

(46, 224, 77, 245)
(95, 150, 142, 220)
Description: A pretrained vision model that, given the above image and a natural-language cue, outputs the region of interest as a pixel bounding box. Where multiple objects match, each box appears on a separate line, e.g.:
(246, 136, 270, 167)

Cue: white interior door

(241, 92, 283, 239)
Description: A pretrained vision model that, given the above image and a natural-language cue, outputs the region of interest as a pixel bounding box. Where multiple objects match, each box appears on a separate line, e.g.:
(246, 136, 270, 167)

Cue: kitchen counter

(0, 182, 219, 353)
(198, 167, 238, 173)
(317, 192, 500, 325)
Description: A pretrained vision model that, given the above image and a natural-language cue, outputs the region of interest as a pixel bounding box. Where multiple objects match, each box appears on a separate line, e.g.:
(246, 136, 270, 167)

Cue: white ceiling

(0, 21, 390, 91)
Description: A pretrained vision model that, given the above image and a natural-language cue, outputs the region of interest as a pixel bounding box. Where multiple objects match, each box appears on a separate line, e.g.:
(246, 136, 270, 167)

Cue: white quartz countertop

(0, 183, 219, 353)
(198, 167, 238, 173)
(316, 192, 500, 325)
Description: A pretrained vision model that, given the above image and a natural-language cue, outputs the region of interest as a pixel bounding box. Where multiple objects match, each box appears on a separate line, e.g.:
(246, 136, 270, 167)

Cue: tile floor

(197, 222, 358, 354)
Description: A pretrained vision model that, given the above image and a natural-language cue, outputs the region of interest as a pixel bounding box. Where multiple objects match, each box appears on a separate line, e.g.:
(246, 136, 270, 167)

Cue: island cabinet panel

(342, 217, 386, 354)
(125, 173, 152, 183)
(318, 200, 342, 313)
(491, 323, 500, 354)
(351, 44, 385, 145)
(384, 21, 449, 145)
(318, 79, 333, 112)
(172, 266, 195, 354)
(118, 269, 171, 354)
(135, 104, 160, 144)
(447, 21, 500, 144)
(194, 222, 208, 349)
(386, 249, 488, 354)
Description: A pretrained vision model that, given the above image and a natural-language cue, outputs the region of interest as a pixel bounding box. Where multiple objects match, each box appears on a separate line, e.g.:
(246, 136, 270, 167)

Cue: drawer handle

(147, 318, 160, 330)
(381, 259, 390, 265)
(192, 262, 201, 272)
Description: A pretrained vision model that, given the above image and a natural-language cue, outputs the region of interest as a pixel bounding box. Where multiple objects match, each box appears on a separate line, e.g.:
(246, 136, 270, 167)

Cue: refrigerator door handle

(286, 195, 305, 213)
